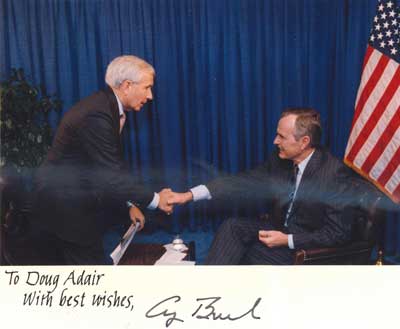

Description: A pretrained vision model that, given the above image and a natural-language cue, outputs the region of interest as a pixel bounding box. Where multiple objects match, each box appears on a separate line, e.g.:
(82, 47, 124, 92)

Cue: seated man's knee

(218, 217, 256, 242)
(220, 217, 244, 233)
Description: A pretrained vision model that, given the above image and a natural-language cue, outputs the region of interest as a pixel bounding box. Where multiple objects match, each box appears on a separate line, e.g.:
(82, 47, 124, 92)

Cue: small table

(119, 241, 196, 265)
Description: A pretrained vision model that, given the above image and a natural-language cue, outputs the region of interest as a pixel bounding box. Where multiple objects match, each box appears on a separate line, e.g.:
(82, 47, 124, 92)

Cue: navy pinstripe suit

(204, 147, 353, 265)
(32, 88, 153, 264)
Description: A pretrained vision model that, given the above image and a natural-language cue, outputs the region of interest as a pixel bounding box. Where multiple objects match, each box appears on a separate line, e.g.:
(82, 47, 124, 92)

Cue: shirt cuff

(147, 192, 159, 210)
(190, 185, 212, 202)
(288, 234, 295, 249)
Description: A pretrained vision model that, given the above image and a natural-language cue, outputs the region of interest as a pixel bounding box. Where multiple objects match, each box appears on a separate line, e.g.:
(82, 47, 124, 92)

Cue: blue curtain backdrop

(1, 0, 399, 257)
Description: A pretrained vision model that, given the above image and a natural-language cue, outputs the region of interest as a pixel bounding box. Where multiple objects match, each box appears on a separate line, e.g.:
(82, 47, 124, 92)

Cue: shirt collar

(113, 91, 125, 116)
(297, 149, 315, 175)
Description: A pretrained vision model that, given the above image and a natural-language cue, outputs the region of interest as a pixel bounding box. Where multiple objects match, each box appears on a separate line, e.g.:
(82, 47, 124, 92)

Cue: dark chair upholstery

(0, 198, 40, 265)
(294, 186, 386, 265)
(0, 172, 59, 265)
(1, 173, 29, 264)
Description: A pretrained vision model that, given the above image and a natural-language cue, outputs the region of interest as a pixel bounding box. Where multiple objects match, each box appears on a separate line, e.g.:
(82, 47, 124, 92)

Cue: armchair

(294, 189, 385, 265)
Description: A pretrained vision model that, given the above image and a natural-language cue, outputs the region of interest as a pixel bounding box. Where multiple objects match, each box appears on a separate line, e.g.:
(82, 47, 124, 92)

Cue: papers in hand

(110, 222, 140, 265)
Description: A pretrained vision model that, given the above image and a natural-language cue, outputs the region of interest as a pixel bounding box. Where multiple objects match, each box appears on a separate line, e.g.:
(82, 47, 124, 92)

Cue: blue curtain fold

(1, 0, 399, 256)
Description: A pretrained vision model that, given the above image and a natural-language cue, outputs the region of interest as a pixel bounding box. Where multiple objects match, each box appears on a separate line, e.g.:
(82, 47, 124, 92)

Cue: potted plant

(0, 68, 62, 202)
(1, 68, 62, 178)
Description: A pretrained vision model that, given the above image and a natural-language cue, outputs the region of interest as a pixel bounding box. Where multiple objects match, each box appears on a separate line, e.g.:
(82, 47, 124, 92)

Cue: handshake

(129, 188, 198, 230)
(157, 188, 193, 214)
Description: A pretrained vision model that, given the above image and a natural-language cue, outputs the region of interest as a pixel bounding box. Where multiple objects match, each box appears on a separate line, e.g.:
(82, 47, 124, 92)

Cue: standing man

(169, 108, 353, 264)
(33, 55, 172, 265)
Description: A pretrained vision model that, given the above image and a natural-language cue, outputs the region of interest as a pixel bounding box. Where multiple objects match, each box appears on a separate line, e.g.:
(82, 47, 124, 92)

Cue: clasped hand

(130, 187, 188, 229)
(158, 188, 194, 214)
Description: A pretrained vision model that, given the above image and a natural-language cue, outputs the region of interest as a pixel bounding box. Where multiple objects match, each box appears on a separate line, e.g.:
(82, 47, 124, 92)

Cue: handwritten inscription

(6, 269, 104, 294)
(4, 270, 133, 310)
(4, 270, 262, 326)
(146, 295, 262, 327)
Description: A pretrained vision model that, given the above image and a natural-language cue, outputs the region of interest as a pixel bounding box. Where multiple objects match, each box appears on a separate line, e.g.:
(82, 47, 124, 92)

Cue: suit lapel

(104, 87, 124, 154)
(104, 87, 121, 136)
(299, 148, 323, 183)
(289, 148, 323, 217)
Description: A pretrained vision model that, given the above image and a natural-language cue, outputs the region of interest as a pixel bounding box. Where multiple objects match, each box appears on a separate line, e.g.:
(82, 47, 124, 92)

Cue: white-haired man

(33, 55, 172, 264)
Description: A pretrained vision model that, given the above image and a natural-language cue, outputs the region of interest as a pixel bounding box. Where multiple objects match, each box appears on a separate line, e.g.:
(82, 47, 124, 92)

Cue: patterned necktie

(285, 164, 299, 226)
(119, 113, 126, 134)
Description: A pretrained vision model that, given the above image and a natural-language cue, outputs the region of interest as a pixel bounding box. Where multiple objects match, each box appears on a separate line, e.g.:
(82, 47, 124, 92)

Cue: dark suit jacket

(33, 87, 153, 245)
(206, 147, 354, 250)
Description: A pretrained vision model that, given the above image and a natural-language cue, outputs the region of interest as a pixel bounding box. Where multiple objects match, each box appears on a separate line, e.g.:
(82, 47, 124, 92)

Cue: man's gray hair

(105, 55, 155, 88)
(281, 108, 322, 147)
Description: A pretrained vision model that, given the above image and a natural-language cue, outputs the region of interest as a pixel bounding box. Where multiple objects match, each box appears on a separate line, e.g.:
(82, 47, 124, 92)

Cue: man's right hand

(167, 191, 193, 206)
(158, 188, 174, 214)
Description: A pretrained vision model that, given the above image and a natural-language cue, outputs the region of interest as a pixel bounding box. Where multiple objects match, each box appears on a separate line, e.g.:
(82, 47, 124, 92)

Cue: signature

(145, 295, 262, 328)
(145, 296, 184, 328)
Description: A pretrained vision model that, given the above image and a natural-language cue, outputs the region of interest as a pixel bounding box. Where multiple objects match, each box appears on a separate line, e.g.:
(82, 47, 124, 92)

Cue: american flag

(345, 0, 400, 203)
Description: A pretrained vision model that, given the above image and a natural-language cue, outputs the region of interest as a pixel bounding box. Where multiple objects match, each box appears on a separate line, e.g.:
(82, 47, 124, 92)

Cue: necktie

(119, 113, 126, 134)
(284, 164, 299, 226)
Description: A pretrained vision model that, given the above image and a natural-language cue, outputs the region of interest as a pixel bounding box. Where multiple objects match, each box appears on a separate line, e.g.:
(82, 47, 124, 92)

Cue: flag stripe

(351, 54, 390, 128)
(345, 54, 394, 155)
(384, 164, 400, 194)
(371, 126, 400, 180)
(354, 85, 400, 169)
(377, 132, 400, 186)
(346, 61, 400, 162)
(362, 45, 374, 72)
(361, 105, 400, 173)
(354, 46, 381, 107)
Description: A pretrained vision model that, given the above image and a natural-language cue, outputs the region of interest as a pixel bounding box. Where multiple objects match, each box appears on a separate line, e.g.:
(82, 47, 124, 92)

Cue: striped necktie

(119, 112, 126, 134)
(284, 164, 299, 226)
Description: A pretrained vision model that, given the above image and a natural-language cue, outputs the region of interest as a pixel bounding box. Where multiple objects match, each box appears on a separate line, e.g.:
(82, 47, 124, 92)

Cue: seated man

(170, 108, 354, 264)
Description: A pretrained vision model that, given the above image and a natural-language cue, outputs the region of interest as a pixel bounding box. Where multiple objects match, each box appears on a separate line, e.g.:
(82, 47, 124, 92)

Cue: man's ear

(119, 80, 131, 95)
(301, 135, 311, 150)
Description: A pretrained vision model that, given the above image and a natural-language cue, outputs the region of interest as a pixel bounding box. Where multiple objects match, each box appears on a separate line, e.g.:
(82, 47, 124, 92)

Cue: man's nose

(147, 89, 153, 100)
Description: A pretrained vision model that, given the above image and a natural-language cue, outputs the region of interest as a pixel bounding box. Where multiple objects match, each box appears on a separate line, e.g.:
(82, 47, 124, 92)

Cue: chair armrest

(294, 241, 372, 265)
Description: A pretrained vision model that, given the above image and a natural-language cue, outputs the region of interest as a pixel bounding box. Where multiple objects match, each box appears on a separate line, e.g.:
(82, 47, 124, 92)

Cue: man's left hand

(258, 230, 288, 248)
(129, 206, 145, 231)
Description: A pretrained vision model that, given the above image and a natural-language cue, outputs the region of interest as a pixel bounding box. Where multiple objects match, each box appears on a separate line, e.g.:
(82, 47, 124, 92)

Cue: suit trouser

(205, 217, 294, 265)
(32, 183, 107, 265)
(29, 227, 105, 265)
(57, 237, 105, 265)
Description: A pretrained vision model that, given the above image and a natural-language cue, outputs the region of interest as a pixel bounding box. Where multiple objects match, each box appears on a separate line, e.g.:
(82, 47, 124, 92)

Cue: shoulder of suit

(82, 89, 114, 106)
(68, 89, 116, 114)
(316, 147, 352, 177)
(315, 146, 339, 163)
